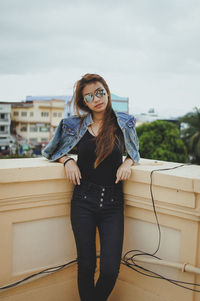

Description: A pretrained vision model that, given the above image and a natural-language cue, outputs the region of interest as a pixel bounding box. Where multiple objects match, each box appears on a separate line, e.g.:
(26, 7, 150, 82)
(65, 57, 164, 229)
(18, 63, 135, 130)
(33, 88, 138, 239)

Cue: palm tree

(179, 107, 200, 164)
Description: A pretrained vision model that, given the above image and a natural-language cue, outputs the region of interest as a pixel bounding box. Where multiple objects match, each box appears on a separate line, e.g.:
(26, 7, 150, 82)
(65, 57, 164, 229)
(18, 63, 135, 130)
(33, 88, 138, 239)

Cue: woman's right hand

(64, 159, 82, 185)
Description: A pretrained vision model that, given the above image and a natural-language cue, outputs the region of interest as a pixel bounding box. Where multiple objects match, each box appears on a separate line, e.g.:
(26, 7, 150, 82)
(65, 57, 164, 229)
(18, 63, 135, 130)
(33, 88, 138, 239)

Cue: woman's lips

(95, 103, 103, 108)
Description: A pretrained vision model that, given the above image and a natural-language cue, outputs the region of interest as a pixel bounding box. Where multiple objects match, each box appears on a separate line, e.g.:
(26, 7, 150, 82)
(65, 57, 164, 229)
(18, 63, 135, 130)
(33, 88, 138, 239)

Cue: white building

(135, 108, 178, 127)
(0, 103, 12, 155)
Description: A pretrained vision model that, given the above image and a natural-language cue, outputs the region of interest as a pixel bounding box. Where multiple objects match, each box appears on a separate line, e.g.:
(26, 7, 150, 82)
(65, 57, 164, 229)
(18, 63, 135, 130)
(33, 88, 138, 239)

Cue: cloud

(0, 0, 200, 75)
(0, 0, 200, 115)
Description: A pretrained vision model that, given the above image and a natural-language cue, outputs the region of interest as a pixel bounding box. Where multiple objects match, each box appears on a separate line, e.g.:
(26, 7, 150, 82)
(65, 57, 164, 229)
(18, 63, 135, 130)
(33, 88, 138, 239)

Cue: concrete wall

(0, 158, 200, 301)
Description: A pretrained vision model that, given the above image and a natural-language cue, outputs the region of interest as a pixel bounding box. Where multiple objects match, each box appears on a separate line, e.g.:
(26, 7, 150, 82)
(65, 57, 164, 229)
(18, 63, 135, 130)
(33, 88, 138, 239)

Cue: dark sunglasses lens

(95, 89, 104, 97)
(85, 94, 93, 103)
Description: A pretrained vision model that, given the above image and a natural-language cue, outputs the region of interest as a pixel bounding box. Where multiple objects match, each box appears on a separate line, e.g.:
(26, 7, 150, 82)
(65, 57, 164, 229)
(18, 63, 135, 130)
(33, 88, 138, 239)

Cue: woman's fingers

(71, 170, 79, 185)
(72, 171, 81, 185)
(64, 161, 82, 185)
(74, 166, 81, 185)
(116, 166, 131, 183)
(71, 172, 76, 185)
(78, 168, 82, 179)
(68, 172, 73, 184)
(122, 170, 131, 180)
(115, 169, 121, 183)
(75, 170, 81, 185)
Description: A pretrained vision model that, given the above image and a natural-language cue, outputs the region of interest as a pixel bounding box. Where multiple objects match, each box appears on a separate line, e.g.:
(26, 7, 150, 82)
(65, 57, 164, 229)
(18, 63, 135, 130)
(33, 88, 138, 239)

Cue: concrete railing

(0, 157, 200, 301)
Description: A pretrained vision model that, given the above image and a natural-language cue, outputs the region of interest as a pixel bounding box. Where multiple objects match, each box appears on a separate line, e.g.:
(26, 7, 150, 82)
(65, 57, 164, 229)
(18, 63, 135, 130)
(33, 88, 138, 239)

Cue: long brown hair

(73, 73, 122, 168)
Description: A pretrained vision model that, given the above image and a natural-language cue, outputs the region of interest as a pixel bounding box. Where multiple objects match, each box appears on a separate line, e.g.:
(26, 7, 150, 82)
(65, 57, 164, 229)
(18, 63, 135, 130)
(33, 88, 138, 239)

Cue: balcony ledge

(0, 157, 199, 190)
(0, 157, 200, 301)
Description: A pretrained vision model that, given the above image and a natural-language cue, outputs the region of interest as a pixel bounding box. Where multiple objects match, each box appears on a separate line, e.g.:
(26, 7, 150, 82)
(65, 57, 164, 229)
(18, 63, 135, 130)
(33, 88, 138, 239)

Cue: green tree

(137, 120, 187, 163)
(179, 107, 200, 164)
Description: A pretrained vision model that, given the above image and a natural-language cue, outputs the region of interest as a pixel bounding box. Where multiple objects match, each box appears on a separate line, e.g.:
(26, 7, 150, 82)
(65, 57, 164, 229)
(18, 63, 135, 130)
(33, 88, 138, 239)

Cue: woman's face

(82, 81, 108, 113)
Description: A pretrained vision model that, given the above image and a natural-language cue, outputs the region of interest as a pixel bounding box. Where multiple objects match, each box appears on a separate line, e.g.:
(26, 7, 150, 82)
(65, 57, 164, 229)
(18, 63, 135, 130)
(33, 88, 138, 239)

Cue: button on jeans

(70, 180, 124, 301)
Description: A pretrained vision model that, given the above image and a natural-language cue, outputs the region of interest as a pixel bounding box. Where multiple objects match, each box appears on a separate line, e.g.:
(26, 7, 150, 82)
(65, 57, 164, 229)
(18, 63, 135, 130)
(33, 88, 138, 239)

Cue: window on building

(20, 124, 27, 132)
(58, 112, 62, 117)
(14, 111, 19, 116)
(53, 112, 57, 117)
(30, 112, 34, 117)
(30, 125, 38, 132)
(41, 112, 49, 117)
(21, 111, 27, 117)
(41, 138, 48, 142)
(39, 126, 50, 132)
(0, 113, 5, 119)
(29, 138, 38, 144)
(0, 125, 5, 132)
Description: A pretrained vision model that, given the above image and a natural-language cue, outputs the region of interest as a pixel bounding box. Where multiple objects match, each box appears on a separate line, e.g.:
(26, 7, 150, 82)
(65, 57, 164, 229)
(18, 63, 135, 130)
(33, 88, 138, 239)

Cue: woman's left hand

(115, 158, 134, 184)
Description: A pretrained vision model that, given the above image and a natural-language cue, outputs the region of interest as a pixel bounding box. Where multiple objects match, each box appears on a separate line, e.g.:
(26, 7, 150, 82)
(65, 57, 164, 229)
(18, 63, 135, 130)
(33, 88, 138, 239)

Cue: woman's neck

(92, 111, 104, 123)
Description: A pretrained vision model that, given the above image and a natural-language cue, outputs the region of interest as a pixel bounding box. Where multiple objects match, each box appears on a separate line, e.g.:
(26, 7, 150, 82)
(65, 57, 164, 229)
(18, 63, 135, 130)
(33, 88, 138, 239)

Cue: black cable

(150, 163, 185, 256)
(123, 163, 185, 260)
(121, 260, 200, 292)
(0, 259, 77, 290)
(122, 163, 200, 293)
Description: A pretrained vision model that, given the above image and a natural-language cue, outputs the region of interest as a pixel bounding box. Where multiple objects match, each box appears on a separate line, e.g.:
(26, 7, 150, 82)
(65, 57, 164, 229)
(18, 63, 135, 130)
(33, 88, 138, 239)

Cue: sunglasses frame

(83, 88, 106, 103)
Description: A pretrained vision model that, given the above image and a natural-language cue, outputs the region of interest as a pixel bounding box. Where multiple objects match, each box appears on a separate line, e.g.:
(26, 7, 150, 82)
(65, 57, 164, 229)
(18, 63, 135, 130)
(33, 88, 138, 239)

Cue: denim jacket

(42, 111, 140, 163)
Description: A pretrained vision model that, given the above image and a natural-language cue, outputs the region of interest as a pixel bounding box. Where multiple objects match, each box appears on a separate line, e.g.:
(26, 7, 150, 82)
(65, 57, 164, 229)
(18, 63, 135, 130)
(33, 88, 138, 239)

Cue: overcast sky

(0, 0, 200, 117)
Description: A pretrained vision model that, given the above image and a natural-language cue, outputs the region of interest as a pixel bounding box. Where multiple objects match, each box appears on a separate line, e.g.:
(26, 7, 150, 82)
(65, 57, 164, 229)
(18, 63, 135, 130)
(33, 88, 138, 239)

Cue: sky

(0, 0, 200, 117)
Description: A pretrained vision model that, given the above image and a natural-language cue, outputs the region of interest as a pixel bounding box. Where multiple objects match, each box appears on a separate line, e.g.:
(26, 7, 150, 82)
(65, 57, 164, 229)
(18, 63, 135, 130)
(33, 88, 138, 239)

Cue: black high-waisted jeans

(70, 180, 124, 301)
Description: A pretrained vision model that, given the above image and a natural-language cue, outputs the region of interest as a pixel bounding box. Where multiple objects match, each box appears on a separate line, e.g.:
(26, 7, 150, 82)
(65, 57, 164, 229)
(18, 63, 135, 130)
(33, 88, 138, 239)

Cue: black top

(77, 128, 124, 185)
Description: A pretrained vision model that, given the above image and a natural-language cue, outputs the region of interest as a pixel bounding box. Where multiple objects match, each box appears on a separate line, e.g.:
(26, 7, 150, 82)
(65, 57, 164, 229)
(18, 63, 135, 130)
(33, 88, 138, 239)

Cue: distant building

(111, 93, 129, 113)
(135, 108, 178, 127)
(1, 93, 129, 146)
(0, 103, 12, 154)
(10, 97, 67, 145)
(26, 95, 72, 117)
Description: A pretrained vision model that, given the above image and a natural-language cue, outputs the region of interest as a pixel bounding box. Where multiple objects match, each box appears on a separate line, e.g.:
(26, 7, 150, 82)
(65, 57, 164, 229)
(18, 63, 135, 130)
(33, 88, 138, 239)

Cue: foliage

(136, 120, 188, 163)
(179, 107, 200, 164)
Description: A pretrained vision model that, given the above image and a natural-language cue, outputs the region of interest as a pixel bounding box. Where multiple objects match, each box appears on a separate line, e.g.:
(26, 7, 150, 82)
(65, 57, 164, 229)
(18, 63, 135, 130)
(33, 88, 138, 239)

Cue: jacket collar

(83, 113, 93, 127)
(82, 110, 129, 129)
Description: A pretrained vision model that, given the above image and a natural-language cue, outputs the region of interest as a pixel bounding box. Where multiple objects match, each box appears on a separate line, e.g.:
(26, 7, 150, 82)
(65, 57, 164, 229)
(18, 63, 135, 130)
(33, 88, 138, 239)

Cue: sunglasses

(83, 88, 106, 103)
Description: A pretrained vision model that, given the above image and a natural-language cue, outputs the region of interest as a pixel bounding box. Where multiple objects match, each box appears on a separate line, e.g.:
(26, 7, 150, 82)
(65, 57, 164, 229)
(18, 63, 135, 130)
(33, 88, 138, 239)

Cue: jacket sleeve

(126, 115, 140, 163)
(41, 118, 63, 161)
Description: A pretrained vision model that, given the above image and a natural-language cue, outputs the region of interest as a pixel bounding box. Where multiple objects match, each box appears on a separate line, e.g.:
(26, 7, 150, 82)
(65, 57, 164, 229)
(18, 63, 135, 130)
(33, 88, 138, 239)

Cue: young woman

(42, 73, 140, 301)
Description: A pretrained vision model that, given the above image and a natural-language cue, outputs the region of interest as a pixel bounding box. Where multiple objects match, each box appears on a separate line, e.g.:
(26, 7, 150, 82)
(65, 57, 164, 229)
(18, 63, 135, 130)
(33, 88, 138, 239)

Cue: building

(0, 103, 12, 155)
(11, 97, 66, 146)
(26, 95, 72, 117)
(1, 93, 128, 148)
(135, 108, 178, 127)
(111, 93, 129, 113)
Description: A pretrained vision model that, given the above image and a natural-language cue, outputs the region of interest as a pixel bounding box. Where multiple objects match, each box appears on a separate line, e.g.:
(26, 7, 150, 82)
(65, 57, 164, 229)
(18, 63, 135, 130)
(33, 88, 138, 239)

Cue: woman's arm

(123, 156, 135, 167)
(58, 155, 71, 164)
(123, 152, 135, 166)
(42, 118, 63, 160)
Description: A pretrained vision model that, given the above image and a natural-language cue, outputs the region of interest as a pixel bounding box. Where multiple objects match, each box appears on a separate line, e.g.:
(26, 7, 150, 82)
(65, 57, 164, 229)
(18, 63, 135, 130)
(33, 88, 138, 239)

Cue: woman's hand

(64, 159, 82, 185)
(115, 158, 134, 184)
(58, 156, 82, 185)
